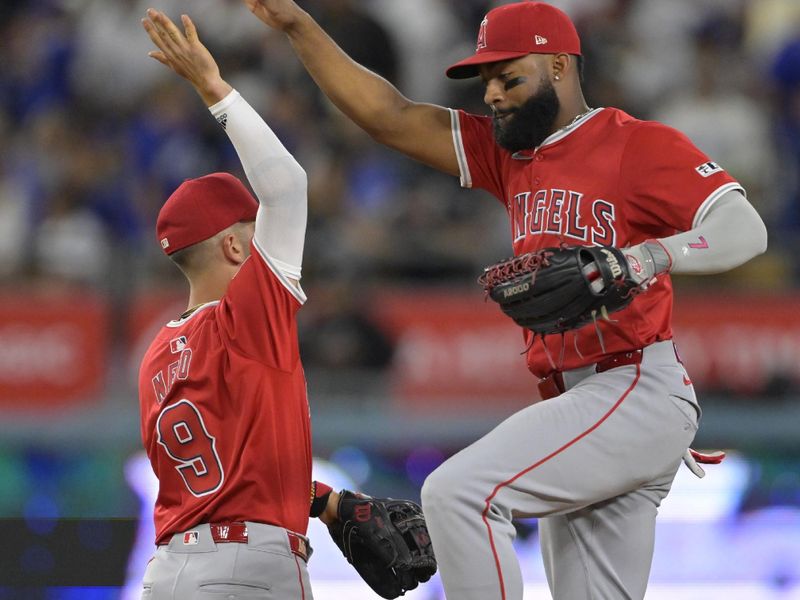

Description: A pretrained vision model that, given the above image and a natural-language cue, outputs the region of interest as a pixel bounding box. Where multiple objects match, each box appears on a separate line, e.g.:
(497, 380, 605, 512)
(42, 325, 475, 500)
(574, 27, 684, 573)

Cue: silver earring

(554, 75, 561, 80)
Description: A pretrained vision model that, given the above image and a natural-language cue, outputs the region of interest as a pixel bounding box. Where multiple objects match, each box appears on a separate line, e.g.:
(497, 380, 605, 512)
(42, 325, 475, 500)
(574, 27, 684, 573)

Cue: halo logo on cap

(477, 17, 488, 50)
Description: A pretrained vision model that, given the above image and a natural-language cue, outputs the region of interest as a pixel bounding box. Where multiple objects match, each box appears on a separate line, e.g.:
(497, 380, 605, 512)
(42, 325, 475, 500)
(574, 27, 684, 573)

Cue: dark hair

(575, 54, 584, 82)
(168, 245, 197, 272)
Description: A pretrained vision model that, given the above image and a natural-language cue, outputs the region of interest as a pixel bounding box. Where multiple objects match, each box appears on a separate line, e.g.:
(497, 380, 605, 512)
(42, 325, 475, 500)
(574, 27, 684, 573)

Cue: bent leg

(422, 356, 697, 600)
(422, 368, 641, 600)
(540, 471, 677, 600)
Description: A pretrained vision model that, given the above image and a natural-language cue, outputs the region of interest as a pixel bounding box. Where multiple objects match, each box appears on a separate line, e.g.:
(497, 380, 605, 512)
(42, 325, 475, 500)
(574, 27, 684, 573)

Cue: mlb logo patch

(695, 161, 723, 177)
(183, 531, 199, 545)
(170, 336, 188, 354)
(160, 238, 170, 249)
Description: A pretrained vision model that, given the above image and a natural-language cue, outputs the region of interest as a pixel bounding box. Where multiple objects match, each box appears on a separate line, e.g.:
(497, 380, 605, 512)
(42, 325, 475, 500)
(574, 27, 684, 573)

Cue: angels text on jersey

(152, 335, 193, 404)
(511, 188, 616, 246)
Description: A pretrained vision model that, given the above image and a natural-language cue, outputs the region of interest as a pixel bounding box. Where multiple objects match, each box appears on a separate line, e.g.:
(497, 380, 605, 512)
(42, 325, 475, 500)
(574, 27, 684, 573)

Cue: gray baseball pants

(421, 340, 699, 599)
(141, 522, 313, 599)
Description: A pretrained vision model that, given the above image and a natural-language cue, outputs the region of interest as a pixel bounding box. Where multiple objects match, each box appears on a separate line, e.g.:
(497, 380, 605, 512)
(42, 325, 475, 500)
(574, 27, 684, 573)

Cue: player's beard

(493, 78, 560, 153)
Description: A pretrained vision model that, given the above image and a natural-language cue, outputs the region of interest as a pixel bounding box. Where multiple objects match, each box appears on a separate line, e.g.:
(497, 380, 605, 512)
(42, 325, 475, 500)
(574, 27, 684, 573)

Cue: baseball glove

(328, 490, 437, 599)
(478, 245, 642, 335)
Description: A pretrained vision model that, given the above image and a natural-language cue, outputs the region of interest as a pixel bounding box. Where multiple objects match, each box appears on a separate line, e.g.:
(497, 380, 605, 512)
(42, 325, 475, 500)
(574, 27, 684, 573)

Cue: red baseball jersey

(453, 107, 743, 377)
(138, 243, 312, 544)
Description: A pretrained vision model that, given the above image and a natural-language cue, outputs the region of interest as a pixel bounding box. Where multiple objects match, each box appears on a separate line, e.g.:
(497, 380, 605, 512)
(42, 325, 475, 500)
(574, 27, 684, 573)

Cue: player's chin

(492, 122, 522, 152)
(492, 116, 513, 140)
(493, 113, 514, 128)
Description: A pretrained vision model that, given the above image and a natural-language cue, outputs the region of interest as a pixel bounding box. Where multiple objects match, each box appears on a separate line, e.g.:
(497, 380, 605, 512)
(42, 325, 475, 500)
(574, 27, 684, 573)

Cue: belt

(209, 522, 310, 562)
(538, 349, 643, 401)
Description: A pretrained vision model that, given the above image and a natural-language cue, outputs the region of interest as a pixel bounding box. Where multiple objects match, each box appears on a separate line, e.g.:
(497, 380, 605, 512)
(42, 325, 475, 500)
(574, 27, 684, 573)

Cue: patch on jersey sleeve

(695, 161, 724, 177)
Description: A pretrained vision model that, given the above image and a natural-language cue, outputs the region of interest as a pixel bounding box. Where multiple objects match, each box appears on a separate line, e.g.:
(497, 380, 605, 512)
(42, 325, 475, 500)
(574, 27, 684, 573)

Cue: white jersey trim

(166, 302, 220, 328)
(536, 107, 604, 149)
(253, 238, 307, 305)
(450, 109, 473, 189)
(691, 182, 745, 229)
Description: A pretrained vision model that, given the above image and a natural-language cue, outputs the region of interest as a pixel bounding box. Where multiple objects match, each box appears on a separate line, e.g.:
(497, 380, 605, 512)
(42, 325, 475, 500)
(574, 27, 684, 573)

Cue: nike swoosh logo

(683, 375, 693, 386)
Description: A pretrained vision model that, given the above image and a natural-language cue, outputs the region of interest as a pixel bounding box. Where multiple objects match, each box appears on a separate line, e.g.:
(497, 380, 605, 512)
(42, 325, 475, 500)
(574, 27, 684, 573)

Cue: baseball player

(139, 9, 333, 598)
(243, 1, 768, 599)
(139, 10, 435, 599)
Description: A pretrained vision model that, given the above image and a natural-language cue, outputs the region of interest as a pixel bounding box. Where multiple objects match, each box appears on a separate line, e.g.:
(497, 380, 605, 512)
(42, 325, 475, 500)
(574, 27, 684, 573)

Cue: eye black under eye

(503, 77, 525, 91)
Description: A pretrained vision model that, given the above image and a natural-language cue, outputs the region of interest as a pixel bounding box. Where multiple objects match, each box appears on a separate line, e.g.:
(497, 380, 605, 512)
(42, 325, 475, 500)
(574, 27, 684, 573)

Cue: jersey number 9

(156, 399, 224, 496)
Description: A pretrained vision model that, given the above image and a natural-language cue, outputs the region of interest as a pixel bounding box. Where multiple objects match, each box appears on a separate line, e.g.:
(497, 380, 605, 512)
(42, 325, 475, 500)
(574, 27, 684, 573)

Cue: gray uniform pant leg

(539, 470, 677, 600)
(141, 522, 313, 600)
(420, 341, 699, 600)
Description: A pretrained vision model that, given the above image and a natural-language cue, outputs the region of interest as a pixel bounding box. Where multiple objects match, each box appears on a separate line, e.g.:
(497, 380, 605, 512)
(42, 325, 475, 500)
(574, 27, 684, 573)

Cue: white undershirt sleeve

(208, 90, 307, 280)
(659, 189, 767, 274)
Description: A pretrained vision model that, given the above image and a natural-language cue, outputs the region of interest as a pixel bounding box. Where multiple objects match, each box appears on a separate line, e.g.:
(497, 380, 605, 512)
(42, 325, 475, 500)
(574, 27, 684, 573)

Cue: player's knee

(421, 460, 463, 514)
(420, 472, 446, 516)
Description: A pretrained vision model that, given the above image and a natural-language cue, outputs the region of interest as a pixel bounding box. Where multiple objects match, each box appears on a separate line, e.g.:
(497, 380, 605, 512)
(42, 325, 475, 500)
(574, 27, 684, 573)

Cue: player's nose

(483, 79, 506, 108)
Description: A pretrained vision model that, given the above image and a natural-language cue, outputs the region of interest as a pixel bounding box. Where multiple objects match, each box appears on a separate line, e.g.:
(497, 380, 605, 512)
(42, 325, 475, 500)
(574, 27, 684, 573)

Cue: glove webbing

(478, 250, 552, 291)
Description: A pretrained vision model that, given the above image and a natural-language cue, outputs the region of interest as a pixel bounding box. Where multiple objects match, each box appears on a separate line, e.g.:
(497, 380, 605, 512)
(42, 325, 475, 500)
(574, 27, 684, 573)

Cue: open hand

(243, 0, 306, 32)
(142, 9, 231, 105)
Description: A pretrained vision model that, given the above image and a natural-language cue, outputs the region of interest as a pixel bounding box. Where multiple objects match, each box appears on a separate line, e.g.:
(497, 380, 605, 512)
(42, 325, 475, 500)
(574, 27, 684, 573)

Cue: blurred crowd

(2, 0, 799, 370)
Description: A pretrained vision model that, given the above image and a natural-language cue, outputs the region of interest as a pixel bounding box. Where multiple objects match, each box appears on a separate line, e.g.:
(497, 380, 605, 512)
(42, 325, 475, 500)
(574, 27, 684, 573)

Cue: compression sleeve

(208, 90, 308, 280)
(658, 190, 767, 274)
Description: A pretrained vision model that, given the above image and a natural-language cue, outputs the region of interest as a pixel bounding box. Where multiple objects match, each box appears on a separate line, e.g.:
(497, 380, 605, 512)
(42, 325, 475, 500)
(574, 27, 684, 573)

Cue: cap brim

(445, 50, 530, 79)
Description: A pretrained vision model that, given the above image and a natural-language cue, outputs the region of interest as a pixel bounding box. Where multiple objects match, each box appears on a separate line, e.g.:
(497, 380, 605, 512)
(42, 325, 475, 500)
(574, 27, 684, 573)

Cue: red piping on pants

(481, 365, 641, 599)
(294, 555, 306, 600)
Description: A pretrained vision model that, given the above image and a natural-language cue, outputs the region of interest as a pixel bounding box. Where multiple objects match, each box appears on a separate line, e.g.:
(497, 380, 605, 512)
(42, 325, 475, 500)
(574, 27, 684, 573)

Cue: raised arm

(143, 10, 308, 283)
(244, 0, 459, 176)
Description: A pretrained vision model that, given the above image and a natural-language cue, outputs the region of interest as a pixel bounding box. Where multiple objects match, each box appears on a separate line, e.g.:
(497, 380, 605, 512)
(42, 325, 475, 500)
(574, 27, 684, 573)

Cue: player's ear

(551, 53, 570, 82)
(221, 231, 248, 266)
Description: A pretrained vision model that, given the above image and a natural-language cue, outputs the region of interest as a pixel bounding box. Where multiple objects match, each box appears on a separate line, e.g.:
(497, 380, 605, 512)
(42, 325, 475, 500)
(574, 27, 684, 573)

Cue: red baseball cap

(156, 172, 258, 255)
(446, 1, 581, 79)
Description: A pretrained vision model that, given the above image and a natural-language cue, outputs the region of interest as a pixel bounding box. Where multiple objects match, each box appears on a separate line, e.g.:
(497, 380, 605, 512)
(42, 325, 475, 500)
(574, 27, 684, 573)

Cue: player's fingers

(142, 18, 171, 55)
(181, 14, 199, 44)
(243, 0, 264, 17)
(147, 51, 170, 67)
(148, 9, 184, 49)
(145, 10, 174, 46)
(155, 9, 186, 45)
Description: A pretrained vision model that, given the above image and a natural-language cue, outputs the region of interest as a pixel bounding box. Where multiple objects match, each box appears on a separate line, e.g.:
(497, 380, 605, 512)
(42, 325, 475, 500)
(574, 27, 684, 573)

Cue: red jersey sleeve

(214, 240, 304, 371)
(453, 109, 506, 203)
(619, 121, 743, 237)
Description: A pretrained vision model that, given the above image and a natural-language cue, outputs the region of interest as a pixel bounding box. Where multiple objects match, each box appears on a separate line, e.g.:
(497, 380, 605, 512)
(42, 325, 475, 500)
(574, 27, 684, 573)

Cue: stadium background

(1, 0, 800, 598)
